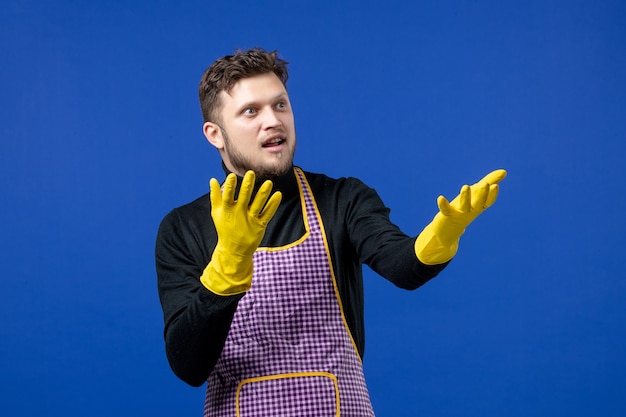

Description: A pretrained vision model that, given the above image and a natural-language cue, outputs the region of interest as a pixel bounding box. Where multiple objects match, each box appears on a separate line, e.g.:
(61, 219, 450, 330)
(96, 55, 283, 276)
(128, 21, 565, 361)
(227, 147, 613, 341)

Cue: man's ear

(203, 122, 224, 150)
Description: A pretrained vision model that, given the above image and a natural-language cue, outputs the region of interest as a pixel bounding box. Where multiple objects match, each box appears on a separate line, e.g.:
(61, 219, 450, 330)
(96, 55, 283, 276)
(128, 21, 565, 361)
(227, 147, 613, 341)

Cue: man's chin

(226, 152, 294, 180)
(254, 164, 293, 181)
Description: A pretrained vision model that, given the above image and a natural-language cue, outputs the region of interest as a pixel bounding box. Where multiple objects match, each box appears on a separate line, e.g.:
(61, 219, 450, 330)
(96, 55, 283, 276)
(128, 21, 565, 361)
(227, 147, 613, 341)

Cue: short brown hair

(198, 48, 289, 123)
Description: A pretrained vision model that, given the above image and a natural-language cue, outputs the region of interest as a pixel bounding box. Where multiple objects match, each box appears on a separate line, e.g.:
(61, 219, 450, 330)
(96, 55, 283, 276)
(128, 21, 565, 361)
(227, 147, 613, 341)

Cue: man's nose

(262, 109, 282, 129)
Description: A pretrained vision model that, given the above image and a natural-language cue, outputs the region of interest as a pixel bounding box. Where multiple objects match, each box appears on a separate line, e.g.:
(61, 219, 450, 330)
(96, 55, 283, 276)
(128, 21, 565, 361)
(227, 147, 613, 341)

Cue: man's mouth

(262, 137, 286, 148)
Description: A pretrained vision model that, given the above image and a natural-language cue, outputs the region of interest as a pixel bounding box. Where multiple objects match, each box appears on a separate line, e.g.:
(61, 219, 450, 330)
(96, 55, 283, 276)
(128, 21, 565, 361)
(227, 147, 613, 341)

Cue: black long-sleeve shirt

(156, 167, 448, 387)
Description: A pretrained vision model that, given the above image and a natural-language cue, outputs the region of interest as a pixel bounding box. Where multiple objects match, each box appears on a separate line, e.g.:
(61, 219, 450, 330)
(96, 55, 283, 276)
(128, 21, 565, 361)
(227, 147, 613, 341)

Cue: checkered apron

(204, 168, 374, 416)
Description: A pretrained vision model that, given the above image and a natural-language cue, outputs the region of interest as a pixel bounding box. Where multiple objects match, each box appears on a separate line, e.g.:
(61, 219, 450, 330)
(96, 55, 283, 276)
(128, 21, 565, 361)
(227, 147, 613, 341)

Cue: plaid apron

(204, 168, 374, 416)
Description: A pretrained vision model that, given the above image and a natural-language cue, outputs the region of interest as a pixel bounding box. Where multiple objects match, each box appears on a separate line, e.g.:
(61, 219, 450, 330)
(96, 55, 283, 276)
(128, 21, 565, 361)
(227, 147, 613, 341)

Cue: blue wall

(1, 1, 625, 415)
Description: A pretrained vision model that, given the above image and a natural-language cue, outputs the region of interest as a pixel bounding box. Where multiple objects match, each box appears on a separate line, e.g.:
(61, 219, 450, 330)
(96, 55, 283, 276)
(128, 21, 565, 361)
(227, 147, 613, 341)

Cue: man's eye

(243, 108, 256, 115)
(276, 102, 287, 110)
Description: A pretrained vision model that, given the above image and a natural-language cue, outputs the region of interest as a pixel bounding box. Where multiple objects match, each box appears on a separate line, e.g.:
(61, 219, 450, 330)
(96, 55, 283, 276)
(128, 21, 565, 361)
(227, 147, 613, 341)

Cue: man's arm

(341, 177, 448, 290)
(156, 171, 282, 386)
(156, 208, 242, 386)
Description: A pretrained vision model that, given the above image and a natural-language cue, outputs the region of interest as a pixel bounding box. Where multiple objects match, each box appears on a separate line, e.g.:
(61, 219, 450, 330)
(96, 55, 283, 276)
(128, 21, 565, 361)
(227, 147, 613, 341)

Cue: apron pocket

(236, 372, 339, 417)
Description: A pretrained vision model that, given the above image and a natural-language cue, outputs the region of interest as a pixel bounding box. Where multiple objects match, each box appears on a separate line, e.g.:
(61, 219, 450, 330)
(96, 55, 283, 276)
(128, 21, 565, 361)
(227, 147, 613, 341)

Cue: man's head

(199, 48, 296, 179)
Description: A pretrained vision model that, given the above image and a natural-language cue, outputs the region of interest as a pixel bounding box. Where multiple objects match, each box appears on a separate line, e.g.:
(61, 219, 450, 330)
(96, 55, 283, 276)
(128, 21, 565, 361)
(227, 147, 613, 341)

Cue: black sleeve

(155, 208, 243, 387)
(343, 178, 448, 289)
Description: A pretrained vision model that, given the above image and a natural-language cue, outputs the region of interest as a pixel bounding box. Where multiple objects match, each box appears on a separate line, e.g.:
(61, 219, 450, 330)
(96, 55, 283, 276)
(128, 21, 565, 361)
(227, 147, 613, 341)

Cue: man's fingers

(437, 195, 454, 216)
(472, 182, 490, 210)
(221, 173, 238, 204)
(259, 191, 282, 226)
(209, 178, 223, 208)
(477, 169, 507, 186)
(459, 185, 471, 213)
(249, 179, 274, 215)
(237, 171, 256, 205)
(484, 184, 500, 209)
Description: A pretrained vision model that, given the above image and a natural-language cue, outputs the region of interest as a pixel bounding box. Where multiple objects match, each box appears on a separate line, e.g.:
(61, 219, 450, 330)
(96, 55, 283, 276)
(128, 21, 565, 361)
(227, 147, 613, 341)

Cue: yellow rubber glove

(415, 169, 507, 265)
(200, 171, 282, 295)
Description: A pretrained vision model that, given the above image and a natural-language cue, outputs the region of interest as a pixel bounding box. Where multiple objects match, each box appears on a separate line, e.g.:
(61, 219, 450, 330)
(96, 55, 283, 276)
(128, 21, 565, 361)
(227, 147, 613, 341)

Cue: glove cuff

(414, 220, 460, 265)
(200, 247, 253, 295)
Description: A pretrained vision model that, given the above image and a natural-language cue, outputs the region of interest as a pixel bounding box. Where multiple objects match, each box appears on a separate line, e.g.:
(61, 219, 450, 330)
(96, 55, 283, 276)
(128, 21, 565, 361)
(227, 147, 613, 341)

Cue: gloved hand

(200, 170, 282, 295)
(415, 169, 507, 265)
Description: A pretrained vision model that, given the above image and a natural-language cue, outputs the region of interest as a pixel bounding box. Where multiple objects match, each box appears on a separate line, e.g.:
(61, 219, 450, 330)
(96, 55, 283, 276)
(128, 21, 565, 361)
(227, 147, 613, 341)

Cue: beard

(221, 126, 295, 181)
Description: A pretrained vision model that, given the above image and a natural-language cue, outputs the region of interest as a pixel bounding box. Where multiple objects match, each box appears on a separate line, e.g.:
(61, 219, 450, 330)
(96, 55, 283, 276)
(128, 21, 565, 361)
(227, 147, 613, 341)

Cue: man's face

(204, 72, 296, 180)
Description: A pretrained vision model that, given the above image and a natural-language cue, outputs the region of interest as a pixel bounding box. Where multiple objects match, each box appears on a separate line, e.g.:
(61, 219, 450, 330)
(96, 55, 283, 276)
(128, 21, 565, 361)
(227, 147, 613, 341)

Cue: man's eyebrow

(237, 92, 289, 110)
(267, 92, 289, 102)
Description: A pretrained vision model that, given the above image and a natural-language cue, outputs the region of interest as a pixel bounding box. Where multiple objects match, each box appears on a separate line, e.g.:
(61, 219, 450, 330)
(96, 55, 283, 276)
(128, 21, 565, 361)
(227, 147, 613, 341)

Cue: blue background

(2, 1, 625, 415)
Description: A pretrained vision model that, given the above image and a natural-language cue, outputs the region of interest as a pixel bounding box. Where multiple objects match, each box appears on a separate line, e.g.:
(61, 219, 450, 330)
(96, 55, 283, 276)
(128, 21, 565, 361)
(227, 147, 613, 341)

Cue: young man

(156, 48, 506, 416)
